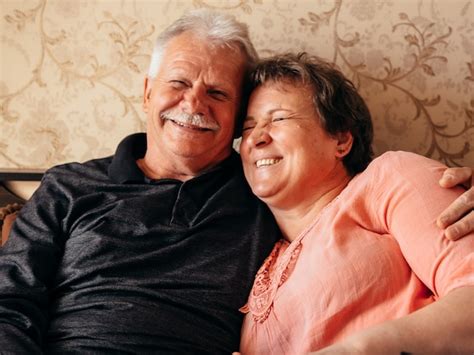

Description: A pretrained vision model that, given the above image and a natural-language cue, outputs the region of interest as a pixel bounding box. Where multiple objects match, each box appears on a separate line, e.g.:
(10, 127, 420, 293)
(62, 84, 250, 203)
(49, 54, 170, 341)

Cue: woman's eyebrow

(245, 108, 292, 120)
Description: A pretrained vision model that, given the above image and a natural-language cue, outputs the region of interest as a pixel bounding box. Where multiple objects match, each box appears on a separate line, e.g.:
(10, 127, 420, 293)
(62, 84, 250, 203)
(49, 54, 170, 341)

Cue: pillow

(0, 203, 22, 246)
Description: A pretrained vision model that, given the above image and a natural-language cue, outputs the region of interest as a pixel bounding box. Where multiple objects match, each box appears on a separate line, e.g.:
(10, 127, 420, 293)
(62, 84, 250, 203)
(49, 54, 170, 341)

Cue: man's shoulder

(44, 156, 113, 186)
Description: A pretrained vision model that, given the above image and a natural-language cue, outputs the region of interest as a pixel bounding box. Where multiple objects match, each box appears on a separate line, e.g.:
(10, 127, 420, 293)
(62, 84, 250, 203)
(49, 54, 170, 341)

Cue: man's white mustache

(160, 110, 220, 130)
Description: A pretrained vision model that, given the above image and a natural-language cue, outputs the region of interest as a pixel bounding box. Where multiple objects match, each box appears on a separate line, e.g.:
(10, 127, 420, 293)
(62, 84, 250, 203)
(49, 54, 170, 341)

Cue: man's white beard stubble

(161, 109, 220, 131)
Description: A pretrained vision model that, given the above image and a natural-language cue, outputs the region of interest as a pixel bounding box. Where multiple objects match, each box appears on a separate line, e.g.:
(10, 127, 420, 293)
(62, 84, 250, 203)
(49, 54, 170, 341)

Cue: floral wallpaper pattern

(1, 0, 473, 169)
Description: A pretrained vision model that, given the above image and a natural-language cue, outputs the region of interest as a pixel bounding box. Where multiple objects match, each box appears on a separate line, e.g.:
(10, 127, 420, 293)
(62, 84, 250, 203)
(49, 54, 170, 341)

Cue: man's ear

(143, 77, 152, 113)
(335, 131, 353, 158)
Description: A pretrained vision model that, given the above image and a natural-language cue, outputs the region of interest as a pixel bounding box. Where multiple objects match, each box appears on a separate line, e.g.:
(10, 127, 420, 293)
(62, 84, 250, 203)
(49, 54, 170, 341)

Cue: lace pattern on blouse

(239, 238, 302, 323)
(239, 196, 340, 324)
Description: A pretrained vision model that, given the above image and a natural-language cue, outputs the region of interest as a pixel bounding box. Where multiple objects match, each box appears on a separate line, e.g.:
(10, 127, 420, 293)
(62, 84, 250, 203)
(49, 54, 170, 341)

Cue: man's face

(143, 31, 246, 173)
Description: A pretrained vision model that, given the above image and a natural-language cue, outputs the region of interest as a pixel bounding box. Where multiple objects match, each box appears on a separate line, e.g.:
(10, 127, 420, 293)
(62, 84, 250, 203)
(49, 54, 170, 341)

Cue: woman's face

(240, 81, 349, 209)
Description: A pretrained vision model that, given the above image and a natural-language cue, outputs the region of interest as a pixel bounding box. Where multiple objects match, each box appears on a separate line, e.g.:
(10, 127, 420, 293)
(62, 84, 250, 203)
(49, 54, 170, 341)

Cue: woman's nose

(244, 124, 272, 148)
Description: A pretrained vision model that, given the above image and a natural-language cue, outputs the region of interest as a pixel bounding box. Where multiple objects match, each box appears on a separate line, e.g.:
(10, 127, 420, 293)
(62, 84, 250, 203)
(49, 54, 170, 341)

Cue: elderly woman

(238, 53, 474, 354)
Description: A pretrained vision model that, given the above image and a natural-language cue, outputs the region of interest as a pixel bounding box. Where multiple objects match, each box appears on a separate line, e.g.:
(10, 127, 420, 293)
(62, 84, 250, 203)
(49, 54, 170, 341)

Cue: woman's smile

(255, 158, 282, 168)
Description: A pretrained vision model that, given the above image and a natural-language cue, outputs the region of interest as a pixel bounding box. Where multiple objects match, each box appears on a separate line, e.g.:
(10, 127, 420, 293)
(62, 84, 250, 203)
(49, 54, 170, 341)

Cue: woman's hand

(437, 167, 474, 240)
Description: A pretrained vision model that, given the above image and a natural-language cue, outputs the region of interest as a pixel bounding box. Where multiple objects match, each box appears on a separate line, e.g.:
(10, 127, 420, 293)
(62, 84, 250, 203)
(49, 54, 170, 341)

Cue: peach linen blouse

(240, 151, 474, 354)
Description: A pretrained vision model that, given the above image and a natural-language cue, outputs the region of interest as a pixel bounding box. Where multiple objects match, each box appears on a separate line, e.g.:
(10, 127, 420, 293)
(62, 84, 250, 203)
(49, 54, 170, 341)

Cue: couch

(0, 180, 40, 246)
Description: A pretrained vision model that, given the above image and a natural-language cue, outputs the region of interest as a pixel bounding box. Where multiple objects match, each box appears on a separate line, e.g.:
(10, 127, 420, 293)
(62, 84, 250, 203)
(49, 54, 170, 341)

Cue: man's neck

(136, 152, 230, 182)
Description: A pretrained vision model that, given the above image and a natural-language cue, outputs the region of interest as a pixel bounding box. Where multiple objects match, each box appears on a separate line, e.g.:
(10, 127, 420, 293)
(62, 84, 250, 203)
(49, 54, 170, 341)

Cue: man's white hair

(147, 9, 259, 79)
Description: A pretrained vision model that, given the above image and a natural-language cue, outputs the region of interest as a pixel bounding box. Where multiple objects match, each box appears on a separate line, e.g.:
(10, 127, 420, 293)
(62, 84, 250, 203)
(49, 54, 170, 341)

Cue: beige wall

(1, 0, 473, 169)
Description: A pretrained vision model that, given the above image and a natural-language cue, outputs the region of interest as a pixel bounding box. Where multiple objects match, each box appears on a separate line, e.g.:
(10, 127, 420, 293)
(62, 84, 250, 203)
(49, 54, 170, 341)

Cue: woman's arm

(312, 286, 474, 354)
(312, 154, 474, 354)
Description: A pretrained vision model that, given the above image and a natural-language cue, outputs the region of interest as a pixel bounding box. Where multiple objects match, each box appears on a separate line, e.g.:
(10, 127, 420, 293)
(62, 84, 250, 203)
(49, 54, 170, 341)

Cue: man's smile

(167, 118, 213, 131)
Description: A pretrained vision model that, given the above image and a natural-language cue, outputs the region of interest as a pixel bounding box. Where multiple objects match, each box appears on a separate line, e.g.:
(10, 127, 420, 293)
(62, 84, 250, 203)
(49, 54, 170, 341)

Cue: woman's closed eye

(242, 117, 288, 132)
(242, 121, 256, 132)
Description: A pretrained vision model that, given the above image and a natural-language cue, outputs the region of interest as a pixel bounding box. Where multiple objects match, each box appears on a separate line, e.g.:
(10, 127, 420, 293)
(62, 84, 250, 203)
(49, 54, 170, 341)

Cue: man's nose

(180, 86, 207, 115)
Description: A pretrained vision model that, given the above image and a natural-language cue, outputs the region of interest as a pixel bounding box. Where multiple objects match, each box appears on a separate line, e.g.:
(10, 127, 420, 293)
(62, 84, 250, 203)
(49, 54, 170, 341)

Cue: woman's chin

(250, 184, 280, 202)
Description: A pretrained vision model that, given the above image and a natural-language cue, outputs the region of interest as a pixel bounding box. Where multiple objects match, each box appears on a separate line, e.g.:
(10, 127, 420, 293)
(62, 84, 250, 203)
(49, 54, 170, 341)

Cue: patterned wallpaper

(1, 0, 473, 169)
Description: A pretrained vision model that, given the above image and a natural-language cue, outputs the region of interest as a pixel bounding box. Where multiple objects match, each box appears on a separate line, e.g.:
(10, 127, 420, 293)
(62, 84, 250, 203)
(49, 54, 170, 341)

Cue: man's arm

(0, 171, 65, 353)
(438, 167, 474, 240)
(312, 286, 474, 355)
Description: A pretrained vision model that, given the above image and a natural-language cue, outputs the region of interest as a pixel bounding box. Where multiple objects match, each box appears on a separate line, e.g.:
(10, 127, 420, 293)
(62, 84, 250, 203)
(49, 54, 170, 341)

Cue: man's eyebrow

(210, 83, 236, 95)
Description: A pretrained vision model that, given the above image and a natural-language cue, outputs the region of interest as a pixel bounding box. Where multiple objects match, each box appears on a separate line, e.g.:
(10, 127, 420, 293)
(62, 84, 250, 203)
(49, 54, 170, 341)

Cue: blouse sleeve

(366, 151, 474, 298)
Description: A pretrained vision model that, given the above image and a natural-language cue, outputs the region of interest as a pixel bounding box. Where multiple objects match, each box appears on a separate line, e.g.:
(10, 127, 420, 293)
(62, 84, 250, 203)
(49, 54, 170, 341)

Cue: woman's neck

(270, 172, 352, 242)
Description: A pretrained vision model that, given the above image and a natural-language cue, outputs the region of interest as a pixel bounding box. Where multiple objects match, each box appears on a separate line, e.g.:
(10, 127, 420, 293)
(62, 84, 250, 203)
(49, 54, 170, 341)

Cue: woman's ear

(335, 131, 353, 158)
(143, 77, 152, 113)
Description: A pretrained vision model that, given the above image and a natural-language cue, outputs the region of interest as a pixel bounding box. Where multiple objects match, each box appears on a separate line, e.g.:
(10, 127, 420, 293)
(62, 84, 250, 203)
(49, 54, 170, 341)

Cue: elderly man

(0, 10, 278, 353)
(0, 9, 473, 354)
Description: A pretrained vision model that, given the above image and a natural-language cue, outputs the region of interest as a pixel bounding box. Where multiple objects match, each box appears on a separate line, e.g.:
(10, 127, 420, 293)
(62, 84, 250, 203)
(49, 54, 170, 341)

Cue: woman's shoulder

(360, 151, 448, 193)
(371, 150, 445, 168)
(366, 151, 446, 177)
